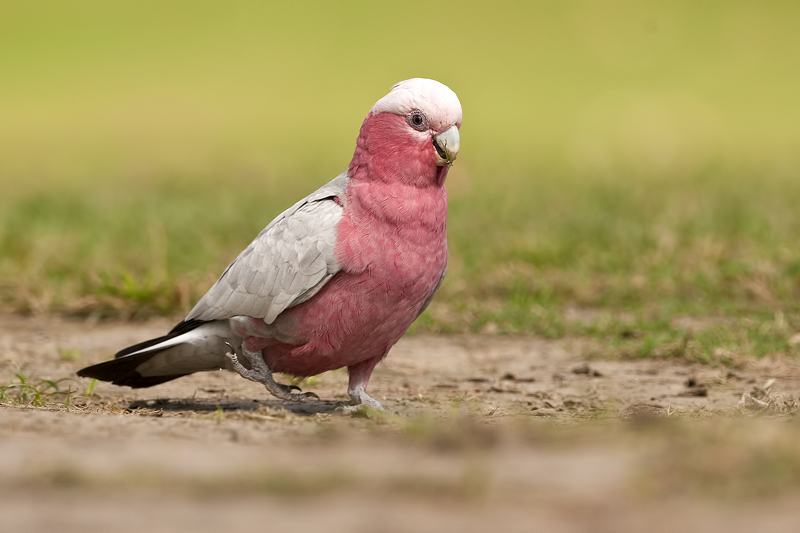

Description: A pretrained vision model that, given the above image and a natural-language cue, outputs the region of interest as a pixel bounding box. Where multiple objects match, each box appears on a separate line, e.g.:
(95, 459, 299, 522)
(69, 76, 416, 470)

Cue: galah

(78, 78, 462, 411)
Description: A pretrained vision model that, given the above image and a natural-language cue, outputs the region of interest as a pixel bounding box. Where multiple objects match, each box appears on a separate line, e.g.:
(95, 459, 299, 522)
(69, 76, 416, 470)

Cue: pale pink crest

(370, 78, 462, 132)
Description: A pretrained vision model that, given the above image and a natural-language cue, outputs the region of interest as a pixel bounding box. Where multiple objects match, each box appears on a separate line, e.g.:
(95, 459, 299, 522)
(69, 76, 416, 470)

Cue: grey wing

(415, 267, 446, 319)
(186, 172, 348, 324)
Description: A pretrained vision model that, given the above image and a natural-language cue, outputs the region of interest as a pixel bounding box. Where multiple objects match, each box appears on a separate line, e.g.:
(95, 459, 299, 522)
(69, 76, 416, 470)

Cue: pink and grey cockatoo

(78, 78, 462, 411)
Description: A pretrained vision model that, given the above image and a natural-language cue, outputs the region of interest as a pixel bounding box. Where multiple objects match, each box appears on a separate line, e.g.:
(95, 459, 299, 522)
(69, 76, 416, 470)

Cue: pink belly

(263, 261, 444, 377)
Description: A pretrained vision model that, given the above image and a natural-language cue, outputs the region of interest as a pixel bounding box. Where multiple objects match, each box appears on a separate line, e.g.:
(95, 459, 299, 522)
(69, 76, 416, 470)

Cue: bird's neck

(343, 179, 447, 234)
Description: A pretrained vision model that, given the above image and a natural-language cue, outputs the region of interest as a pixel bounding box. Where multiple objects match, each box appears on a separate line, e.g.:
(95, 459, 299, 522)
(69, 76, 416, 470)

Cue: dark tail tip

(77, 319, 207, 388)
(77, 353, 187, 388)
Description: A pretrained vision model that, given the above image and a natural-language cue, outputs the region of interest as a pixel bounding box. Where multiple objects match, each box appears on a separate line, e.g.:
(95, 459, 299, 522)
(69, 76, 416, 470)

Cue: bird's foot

(225, 343, 319, 402)
(337, 385, 385, 415)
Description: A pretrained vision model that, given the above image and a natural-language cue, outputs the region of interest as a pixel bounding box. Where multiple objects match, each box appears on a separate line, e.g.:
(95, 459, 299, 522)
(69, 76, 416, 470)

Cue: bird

(77, 78, 462, 411)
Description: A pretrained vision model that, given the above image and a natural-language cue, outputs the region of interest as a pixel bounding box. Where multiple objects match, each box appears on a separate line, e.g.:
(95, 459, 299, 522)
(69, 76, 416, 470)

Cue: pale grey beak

(433, 125, 460, 167)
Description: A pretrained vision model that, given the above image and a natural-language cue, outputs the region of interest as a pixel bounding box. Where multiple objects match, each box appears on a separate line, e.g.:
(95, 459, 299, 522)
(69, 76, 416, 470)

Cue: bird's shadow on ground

(127, 397, 344, 416)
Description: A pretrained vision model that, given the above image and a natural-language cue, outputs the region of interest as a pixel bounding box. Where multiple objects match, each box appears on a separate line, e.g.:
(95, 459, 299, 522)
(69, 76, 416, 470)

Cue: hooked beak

(433, 125, 460, 167)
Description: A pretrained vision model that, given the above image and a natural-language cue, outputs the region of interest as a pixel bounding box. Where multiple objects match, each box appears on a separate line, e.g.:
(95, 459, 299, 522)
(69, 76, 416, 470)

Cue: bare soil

(2, 313, 800, 532)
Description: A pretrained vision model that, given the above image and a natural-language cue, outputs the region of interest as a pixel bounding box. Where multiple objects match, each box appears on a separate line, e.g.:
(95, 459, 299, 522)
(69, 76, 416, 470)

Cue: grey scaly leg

(351, 384, 385, 410)
(225, 343, 318, 402)
(336, 384, 385, 414)
(336, 356, 386, 414)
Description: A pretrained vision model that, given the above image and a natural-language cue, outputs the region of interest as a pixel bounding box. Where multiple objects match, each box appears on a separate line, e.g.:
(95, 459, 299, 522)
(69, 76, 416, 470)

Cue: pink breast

(263, 183, 448, 377)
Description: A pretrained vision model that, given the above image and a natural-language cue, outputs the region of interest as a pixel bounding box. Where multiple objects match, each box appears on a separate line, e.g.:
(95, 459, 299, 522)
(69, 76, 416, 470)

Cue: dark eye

(406, 109, 428, 131)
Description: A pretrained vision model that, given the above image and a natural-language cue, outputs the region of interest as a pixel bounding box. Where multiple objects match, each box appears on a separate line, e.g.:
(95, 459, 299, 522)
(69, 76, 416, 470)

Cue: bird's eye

(406, 110, 428, 131)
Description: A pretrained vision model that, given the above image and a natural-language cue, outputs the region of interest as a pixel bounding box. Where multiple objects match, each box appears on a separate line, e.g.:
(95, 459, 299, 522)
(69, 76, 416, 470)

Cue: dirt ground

(2, 313, 800, 533)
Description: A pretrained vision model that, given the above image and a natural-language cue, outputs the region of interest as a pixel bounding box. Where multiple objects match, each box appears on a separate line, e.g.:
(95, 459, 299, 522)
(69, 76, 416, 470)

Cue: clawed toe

(273, 383, 319, 402)
(224, 343, 239, 362)
(336, 403, 363, 415)
(272, 389, 319, 403)
(335, 401, 382, 415)
(275, 383, 302, 393)
(226, 342, 321, 403)
(337, 386, 385, 415)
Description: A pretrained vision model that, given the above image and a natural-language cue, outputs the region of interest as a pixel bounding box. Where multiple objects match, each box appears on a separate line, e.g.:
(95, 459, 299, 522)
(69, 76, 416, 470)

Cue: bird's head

(349, 78, 462, 187)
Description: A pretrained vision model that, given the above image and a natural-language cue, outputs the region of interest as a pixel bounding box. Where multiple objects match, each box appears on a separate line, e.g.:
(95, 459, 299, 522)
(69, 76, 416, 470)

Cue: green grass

(0, 371, 96, 408)
(1, 1, 800, 363)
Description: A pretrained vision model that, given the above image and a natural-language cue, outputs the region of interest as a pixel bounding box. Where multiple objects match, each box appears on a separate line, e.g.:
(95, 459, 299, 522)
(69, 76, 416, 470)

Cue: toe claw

(225, 342, 323, 404)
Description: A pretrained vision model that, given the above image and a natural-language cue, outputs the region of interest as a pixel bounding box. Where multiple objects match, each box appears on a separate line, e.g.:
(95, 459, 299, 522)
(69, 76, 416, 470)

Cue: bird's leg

(338, 356, 385, 413)
(225, 342, 318, 402)
(346, 384, 384, 411)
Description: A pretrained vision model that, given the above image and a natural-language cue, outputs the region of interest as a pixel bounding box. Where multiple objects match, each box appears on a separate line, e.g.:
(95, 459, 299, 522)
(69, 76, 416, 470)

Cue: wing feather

(186, 172, 348, 323)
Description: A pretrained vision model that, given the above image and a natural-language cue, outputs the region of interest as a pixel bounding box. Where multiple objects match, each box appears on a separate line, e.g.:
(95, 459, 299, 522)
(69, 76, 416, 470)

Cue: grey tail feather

(114, 319, 207, 359)
(76, 319, 207, 388)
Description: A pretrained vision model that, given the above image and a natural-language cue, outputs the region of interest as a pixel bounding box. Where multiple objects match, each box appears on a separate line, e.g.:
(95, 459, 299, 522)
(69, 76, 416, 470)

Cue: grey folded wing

(186, 172, 348, 324)
(416, 267, 446, 320)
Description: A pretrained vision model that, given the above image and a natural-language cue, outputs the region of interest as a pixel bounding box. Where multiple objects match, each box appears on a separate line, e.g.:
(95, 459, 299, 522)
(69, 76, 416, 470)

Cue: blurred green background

(2, 1, 800, 360)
